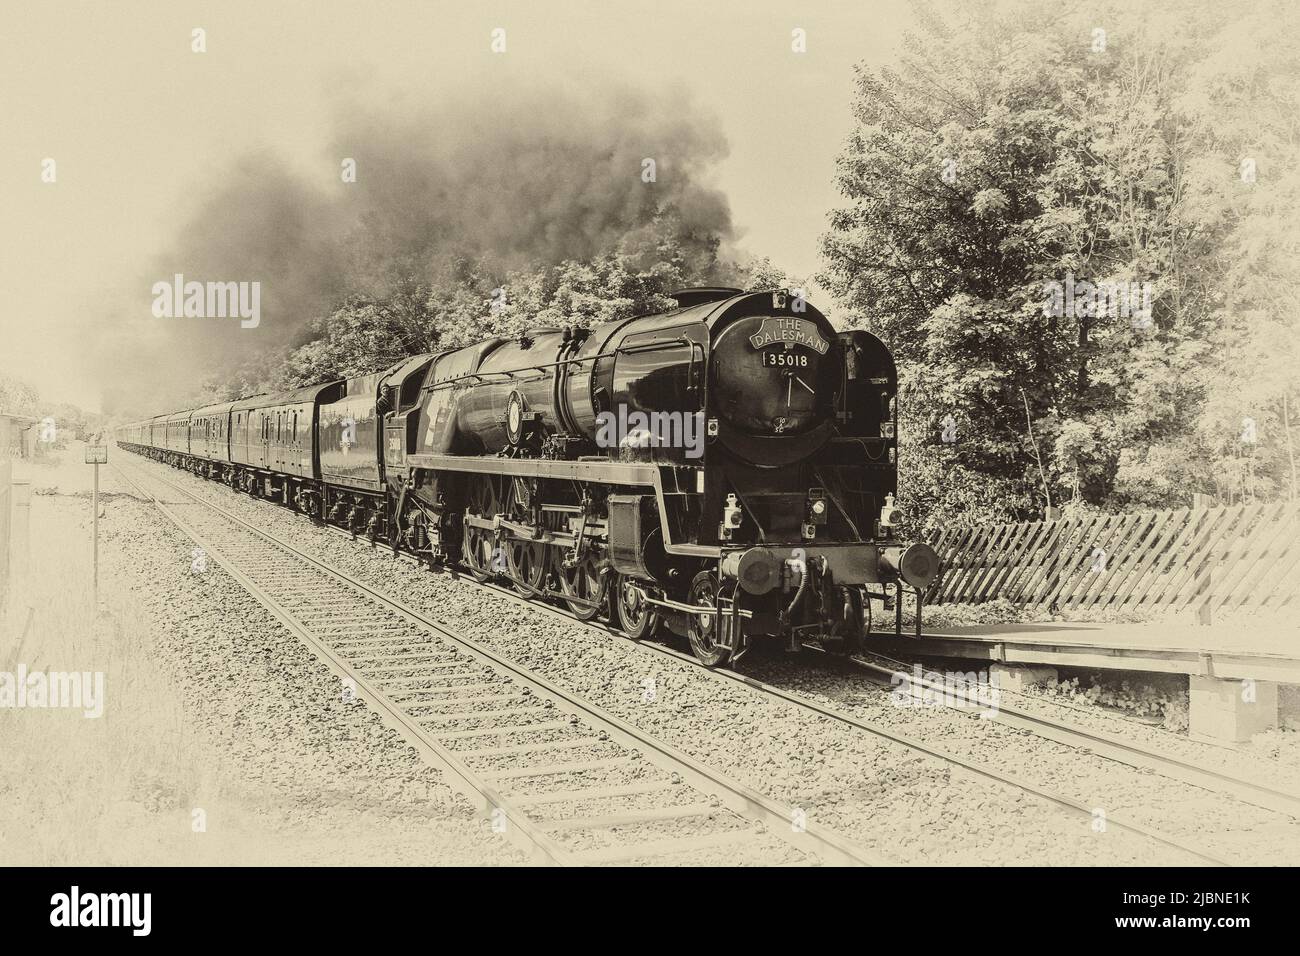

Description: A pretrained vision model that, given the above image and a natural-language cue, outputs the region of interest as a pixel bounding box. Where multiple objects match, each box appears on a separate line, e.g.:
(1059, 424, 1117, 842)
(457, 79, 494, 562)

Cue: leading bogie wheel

(685, 571, 730, 667)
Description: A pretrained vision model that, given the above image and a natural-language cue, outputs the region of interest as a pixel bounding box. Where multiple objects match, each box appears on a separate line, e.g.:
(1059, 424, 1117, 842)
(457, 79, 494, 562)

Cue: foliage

(0, 375, 107, 445)
(822, 0, 1300, 527)
(1035, 673, 1190, 733)
(0, 375, 40, 418)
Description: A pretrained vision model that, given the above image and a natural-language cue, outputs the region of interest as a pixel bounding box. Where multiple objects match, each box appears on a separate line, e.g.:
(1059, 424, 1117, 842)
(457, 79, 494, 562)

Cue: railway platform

(872, 620, 1298, 744)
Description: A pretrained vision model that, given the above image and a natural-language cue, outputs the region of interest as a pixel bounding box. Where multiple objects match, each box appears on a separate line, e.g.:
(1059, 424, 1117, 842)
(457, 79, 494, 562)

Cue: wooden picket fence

(925, 502, 1300, 615)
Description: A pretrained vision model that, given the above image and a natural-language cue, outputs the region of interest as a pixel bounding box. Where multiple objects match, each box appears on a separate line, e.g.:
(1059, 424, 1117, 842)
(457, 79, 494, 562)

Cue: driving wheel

(611, 573, 658, 640)
(558, 549, 605, 620)
(506, 537, 547, 598)
(685, 571, 730, 667)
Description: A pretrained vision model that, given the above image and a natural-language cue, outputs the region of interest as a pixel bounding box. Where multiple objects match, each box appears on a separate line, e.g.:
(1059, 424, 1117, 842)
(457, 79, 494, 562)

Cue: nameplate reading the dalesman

(747, 317, 830, 354)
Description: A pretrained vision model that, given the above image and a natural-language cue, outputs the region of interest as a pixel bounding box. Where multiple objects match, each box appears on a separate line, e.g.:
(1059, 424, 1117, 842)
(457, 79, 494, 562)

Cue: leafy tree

(1174, 1, 1300, 503)
(822, 0, 1299, 529)
(0, 375, 40, 418)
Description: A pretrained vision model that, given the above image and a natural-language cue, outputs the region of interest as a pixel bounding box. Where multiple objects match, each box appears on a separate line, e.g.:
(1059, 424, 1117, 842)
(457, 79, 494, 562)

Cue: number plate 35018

(762, 350, 809, 368)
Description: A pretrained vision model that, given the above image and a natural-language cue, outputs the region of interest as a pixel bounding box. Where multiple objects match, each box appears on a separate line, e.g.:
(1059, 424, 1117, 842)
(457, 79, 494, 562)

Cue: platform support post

(990, 664, 1058, 694)
(1189, 675, 1278, 744)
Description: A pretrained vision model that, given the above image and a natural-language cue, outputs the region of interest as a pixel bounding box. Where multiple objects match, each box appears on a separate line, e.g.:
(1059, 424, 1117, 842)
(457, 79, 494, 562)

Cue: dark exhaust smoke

(97, 82, 734, 416)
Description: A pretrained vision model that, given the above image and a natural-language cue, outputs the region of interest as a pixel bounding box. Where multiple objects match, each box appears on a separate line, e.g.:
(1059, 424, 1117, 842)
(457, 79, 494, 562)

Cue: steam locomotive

(117, 288, 938, 665)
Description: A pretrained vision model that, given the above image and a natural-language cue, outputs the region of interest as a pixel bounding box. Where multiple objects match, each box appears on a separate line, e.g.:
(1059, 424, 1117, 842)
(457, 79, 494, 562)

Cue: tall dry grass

(0, 487, 213, 864)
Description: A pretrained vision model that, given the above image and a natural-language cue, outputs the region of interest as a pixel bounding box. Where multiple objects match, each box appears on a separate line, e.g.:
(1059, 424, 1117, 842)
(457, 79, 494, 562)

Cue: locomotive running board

(407, 452, 665, 485)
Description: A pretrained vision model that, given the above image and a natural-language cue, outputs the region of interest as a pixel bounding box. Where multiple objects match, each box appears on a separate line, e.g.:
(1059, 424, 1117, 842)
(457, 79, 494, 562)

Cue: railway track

(842, 649, 1300, 820)
(486, 583, 1249, 866)
(437, 522, 1300, 837)
(304, 516, 1264, 864)
(115, 455, 1272, 866)
(111, 457, 886, 867)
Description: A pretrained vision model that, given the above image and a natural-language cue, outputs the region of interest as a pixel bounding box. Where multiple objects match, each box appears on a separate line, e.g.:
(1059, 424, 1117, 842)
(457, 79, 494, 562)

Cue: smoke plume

(98, 82, 734, 416)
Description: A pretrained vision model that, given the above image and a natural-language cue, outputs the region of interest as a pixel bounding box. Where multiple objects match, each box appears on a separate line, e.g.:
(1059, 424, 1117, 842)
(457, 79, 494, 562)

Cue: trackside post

(85, 440, 108, 606)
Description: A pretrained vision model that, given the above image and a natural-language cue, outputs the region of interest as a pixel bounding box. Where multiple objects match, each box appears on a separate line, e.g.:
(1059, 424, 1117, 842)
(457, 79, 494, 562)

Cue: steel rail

(119, 452, 1261, 865)
(113, 457, 887, 867)
(843, 649, 1300, 820)
(368, 560, 1252, 866)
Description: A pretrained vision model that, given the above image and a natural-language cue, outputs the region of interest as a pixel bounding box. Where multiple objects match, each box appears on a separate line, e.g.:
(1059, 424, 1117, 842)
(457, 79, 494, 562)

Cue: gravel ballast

(108, 454, 1281, 865)
(86, 472, 526, 865)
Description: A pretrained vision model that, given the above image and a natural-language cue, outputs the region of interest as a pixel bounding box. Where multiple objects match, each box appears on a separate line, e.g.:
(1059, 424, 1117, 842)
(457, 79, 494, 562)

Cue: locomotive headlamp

(805, 489, 829, 540)
(772, 291, 789, 309)
(719, 493, 744, 541)
(880, 543, 940, 590)
(879, 492, 903, 528)
(724, 494, 743, 527)
(806, 489, 828, 526)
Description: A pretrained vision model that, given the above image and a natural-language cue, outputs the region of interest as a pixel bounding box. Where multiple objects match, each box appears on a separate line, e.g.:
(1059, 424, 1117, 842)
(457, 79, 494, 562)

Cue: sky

(0, 0, 913, 412)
